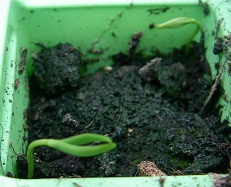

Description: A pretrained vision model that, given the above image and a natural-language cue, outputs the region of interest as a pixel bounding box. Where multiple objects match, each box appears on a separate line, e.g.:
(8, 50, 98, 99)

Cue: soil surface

(17, 42, 231, 179)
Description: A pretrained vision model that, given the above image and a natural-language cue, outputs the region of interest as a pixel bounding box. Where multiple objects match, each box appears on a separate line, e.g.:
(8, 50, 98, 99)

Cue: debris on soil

(17, 42, 231, 179)
(147, 7, 169, 15)
(199, 0, 210, 16)
(137, 161, 166, 176)
(213, 37, 223, 55)
(14, 78, 20, 90)
(211, 173, 231, 187)
(128, 32, 143, 57)
(18, 48, 28, 74)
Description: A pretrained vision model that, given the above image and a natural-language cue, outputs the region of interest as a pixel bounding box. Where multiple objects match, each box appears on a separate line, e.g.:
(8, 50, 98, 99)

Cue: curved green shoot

(27, 133, 116, 179)
(157, 17, 202, 53)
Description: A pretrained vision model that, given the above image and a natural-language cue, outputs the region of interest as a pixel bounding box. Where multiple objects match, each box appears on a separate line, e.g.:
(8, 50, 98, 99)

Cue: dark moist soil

(17, 42, 231, 179)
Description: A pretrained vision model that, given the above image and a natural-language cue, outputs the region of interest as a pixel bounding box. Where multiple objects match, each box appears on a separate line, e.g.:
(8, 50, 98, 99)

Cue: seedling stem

(27, 133, 116, 179)
(157, 17, 202, 53)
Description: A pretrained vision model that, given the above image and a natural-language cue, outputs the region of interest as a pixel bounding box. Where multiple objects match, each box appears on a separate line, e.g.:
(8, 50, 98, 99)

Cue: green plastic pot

(0, 0, 230, 186)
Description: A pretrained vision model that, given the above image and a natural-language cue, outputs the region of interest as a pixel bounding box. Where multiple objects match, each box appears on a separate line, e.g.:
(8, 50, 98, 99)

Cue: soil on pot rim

(17, 41, 231, 179)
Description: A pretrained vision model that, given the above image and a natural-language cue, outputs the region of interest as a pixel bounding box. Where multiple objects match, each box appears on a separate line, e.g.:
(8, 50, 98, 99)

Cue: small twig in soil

(18, 48, 28, 74)
(199, 68, 223, 115)
(84, 119, 94, 129)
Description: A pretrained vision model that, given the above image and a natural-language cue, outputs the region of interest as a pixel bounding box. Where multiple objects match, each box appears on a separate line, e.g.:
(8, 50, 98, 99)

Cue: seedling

(157, 17, 202, 53)
(27, 133, 116, 179)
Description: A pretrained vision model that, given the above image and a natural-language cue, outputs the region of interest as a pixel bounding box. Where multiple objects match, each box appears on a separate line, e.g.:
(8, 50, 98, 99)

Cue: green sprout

(27, 133, 116, 179)
(157, 17, 202, 53)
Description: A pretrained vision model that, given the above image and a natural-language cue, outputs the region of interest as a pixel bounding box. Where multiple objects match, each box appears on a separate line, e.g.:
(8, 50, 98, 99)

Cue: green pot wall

(0, 0, 230, 186)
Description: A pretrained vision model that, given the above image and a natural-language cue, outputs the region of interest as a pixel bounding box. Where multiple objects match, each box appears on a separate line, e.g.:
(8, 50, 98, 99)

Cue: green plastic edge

(18, 0, 201, 7)
(0, 174, 223, 187)
(0, 0, 230, 186)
